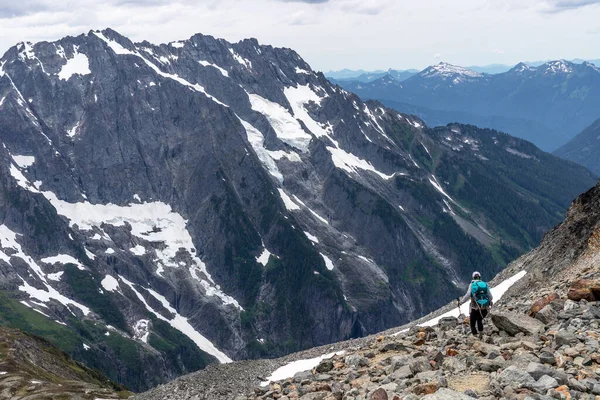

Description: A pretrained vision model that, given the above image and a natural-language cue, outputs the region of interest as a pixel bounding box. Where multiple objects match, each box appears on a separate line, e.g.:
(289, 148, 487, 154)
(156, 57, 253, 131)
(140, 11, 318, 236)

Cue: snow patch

(83, 343, 90, 350)
(119, 275, 232, 363)
(283, 85, 330, 138)
(28, 192, 240, 308)
(239, 118, 284, 183)
(229, 48, 252, 69)
(40, 254, 85, 271)
(130, 245, 146, 256)
(295, 66, 310, 75)
(57, 48, 91, 80)
(321, 253, 335, 270)
(257, 248, 271, 266)
(198, 60, 229, 77)
(47, 272, 64, 281)
(277, 189, 300, 211)
(101, 275, 120, 292)
(261, 351, 345, 386)
(506, 147, 533, 159)
(67, 121, 81, 138)
(304, 231, 319, 243)
(248, 93, 312, 152)
(12, 155, 35, 168)
(327, 146, 393, 180)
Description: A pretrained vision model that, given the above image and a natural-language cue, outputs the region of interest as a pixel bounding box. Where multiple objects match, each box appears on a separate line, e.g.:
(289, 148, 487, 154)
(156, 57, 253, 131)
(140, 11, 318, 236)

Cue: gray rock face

(491, 312, 546, 336)
(0, 28, 596, 391)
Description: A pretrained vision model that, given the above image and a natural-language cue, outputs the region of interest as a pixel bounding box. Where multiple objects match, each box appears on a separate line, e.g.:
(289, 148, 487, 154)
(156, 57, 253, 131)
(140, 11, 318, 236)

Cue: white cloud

(0, 0, 597, 71)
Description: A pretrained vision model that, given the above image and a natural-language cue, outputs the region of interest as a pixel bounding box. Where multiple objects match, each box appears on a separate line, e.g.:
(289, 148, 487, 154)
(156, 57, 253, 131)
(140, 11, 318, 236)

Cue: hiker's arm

(460, 285, 471, 304)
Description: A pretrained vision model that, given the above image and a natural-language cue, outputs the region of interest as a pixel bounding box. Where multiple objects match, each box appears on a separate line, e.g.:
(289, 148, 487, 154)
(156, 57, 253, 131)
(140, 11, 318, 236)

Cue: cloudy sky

(0, 0, 599, 71)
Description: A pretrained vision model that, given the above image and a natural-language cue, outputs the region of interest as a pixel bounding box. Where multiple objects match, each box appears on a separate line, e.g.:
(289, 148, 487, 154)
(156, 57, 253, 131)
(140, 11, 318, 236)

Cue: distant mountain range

(328, 69, 419, 83)
(335, 60, 600, 151)
(325, 59, 600, 80)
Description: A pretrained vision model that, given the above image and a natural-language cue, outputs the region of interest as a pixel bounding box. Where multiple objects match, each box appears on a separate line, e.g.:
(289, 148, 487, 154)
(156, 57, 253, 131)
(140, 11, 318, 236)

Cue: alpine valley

(0, 29, 595, 392)
(338, 61, 600, 152)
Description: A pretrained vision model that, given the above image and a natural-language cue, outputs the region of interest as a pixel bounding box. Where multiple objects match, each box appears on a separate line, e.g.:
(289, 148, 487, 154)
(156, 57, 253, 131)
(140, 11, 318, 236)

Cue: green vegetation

(148, 317, 215, 372)
(0, 291, 81, 353)
(62, 264, 127, 332)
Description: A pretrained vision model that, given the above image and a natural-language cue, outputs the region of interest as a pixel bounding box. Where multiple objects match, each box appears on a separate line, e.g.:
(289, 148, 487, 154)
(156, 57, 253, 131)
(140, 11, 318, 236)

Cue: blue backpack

(471, 281, 490, 308)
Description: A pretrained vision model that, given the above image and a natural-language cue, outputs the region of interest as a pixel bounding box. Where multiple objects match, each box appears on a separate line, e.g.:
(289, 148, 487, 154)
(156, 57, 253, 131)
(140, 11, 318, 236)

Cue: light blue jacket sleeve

(460, 281, 472, 304)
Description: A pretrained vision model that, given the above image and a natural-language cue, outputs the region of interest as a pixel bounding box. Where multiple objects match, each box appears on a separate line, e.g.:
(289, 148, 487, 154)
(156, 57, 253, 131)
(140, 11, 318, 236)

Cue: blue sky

(0, 0, 599, 71)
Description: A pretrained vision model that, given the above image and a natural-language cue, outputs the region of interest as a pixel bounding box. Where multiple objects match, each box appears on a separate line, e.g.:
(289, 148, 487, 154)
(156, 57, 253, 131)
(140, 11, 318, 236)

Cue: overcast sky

(0, 0, 599, 71)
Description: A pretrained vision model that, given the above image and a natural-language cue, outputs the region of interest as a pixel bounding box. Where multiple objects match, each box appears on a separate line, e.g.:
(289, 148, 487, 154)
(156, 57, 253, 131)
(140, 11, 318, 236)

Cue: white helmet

(472, 271, 481, 279)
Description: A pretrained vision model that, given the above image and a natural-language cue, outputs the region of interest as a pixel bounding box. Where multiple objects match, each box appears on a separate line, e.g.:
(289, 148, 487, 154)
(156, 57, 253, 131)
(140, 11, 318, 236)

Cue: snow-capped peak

(541, 60, 574, 75)
(509, 62, 536, 74)
(420, 62, 483, 79)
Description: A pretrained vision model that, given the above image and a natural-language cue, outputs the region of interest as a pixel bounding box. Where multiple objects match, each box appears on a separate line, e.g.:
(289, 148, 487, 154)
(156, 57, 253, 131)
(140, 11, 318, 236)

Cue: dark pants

(470, 308, 488, 335)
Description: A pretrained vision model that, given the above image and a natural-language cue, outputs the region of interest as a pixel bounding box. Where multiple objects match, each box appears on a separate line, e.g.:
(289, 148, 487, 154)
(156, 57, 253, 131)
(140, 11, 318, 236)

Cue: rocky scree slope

(0, 29, 595, 391)
(339, 61, 600, 151)
(0, 325, 130, 399)
(138, 180, 600, 399)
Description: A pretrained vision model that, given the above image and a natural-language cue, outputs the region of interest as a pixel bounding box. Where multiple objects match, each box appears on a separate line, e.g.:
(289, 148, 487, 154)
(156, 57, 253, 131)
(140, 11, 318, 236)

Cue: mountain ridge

(554, 117, 600, 175)
(338, 59, 600, 151)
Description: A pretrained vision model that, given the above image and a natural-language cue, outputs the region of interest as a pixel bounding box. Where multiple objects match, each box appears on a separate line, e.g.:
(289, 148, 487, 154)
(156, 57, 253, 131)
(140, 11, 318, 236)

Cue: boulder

(567, 279, 600, 302)
(390, 355, 412, 372)
(499, 365, 536, 388)
(472, 341, 500, 356)
(379, 342, 406, 353)
(369, 388, 388, 400)
(531, 375, 559, 393)
(491, 312, 546, 336)
(439, 317, 458, 330)
(535, 305, 558, 325)
(412, 382, 440, 395)
(526, 362, 568, 385)
(345, 354, 370, 368)
(530, 293, 560, 316)
(476, 357, 504, 372)
(554, 330, 579, 347)
(409, 356, 431, 374)
(315, 359, 334, 373)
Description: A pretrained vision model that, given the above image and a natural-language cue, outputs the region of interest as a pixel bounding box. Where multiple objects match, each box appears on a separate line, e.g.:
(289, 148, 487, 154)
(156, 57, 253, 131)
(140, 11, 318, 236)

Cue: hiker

(459, 271, 493, 336)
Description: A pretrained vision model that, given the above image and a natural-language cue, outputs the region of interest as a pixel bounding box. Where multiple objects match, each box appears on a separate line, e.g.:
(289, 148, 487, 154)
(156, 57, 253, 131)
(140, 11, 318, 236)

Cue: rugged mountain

(338, 60, 600, 151)
(554, 117, 600, 175)
(138, 179, 600, 400)
(0, 29, 595, 391)
(0, 325, 131, 399)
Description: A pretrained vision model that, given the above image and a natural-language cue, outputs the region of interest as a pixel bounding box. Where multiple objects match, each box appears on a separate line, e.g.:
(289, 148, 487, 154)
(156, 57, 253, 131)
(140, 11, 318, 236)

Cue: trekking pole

(456, 298, 465, 335)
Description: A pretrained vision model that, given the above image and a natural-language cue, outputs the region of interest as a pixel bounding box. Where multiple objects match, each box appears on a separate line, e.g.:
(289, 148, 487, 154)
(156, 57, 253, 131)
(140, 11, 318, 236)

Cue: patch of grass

(0, 291, 81, 353)
(62, 265, 128, 332)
